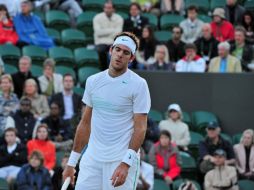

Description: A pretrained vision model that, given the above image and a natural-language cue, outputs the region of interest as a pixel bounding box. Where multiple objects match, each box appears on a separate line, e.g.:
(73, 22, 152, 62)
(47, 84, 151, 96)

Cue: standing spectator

(198, 122, 235, 174)
(241, 11, 254, 45)
(16, 150, 53, 190)
(38, 58, 63, 97)
(149, 130, 181, 186)
(0, 128, 27, 185)
(195, 24, 219, 65)
(27, 123, 56, 171)
(22, 79, 50, 120)
(11, 97, 37, 144)
(225, 0, 245, 26)
(176, 43, 206, 72)
(12, 56, 41, 98)
(209, 41, 242, 73)
(210, 8, 234, 42)
(0, 4, 18, 44)
(123, 3, 149, 39)
(204, 149, 239, 190)
(13, 0, 54, 50)
(93, 1, 123, 70)
(234, 129, 254, 180)
(161, 0, 183, 14)
(159, 103, 190, 151)
(167, 26, 185, 63)
(230, 26, 253, 71)
(180, 5, 204, 44)
(0, 0, 20, 17)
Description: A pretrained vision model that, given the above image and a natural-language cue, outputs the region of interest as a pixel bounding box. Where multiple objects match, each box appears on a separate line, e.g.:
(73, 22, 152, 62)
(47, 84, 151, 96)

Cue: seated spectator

(0, 128, 27, 185)
(180, 5, 203, 44)
(11, 97, 37, 144)
(159, 104, 190, 151)
(242, 11, 254, 45)
(0, 4, 18, 44)
(209, 41, 242, 73)
(176, 43, 206, 72)
(13, 0, 54, 50)
(136, 25, 157, 67)
(38, 58, 63, 97)
(230, 26, 253, 72)
(16, 150, 53, 190)
(234, 129, 254, 180)
(123, 3, 149, 39)
(225, 0, 245, 25)
(198, 122, 235, 174)
(195, 23, 219, 65)
(12, 56, 41, 98)
(204, 149, 239, 190)
(211, 8, 234, 42)
(167, 26, 185, 63)
(147, 45, 174, 71)
(93, 1, 123, 70)
(132, 0, 160, 15)
(22, 79, 50, 120)
(27, 123, 56, 171)
(149, 130, 181, 186)
(41, 102, 73, 151)
(51, 74, 82, 121)
(161, 0, 183, 14)
(0, 0, 20, 17)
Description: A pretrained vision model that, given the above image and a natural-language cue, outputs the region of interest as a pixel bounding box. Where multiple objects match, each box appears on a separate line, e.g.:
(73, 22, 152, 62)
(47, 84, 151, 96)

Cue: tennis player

(63, 32, 151, 190)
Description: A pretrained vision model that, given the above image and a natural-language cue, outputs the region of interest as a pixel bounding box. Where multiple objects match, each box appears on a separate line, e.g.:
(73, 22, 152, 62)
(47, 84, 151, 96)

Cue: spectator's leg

(0, 167, 8, 179)
(96, 44, 110, 70)
(161, 0, 173, 13)
(175, 0, 183, 12)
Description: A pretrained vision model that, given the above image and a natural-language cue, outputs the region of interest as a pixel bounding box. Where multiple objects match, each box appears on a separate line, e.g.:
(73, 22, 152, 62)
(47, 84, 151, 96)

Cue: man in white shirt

(63, 32, 151, 190)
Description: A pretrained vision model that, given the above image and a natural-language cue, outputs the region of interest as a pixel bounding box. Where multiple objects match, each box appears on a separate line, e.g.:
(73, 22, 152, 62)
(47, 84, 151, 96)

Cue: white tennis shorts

(75, 155, 140, 190)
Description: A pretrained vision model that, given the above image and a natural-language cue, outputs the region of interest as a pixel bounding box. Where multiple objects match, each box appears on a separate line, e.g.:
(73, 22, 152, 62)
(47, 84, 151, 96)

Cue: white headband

(112, 36, 137, 55)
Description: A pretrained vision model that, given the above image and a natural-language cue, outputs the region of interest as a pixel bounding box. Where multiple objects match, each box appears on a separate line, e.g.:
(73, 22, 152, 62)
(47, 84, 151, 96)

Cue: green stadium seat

(154, 31, 172, 43)
(142, 13, 158, 30)
(160, 14, 184, 30)
(154, 179, 170, 190)
(198, 15, 212, 23)
(78, 67, 100, 87)
(22, 45, 47, 65)
(82, 0, 105, 12)
(180, 151, 197, 180)
(185, 0, 210, 13)
(34, 10, 45, 24)
(55, 66, 76, 80)
(148, 109, 164, 123)
(210, 0, 226, 10)
(238, 179, 254, 190)
(189, 131, 204, 159)
(173, 178, 201, 190)
(56, 151, 65, 167)
(0, 44, 21, 66)
(233, 133, 242, 144)
(73, 86, 85, 96)
(245, 0, 254, 11)
(112, 0, 131, 13)
(220, 133, 233, 144)
(30, 65, 43, 77)
(48, 47, 74, 67)
(4, 64, 18, 74)
(61, 29, 87, 50)
(74, 48, 99, 68)
(117, 11, 129, 20)
(46, 28, 61, 45)
(46, 10, 71, 31)
(0, 178, 9, 190)
(182, 112, 192, 129)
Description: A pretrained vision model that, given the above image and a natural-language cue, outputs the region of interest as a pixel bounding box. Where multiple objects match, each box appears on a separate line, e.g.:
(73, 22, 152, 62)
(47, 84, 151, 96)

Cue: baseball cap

(213, 149, 226, 157)
(206, 121, 219, 129)
(168, 103, 182, 113)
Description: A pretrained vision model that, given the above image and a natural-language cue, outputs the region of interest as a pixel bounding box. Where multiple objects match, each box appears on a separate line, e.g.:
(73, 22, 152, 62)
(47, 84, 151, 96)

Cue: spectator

(225, 0, 245, 26)
(147, 45, 174, 71)
(167, 26, 185, 63)
(136, 25, 157, 67)
(159, 103, 190, 151)
(161, 0, 183, 14)
(180, 5, 204, 44)
(132, 0, 160, 15)
(209, 41, 242, 73)
(50, 74, 82, 121)
(41, 102, 73, 151)
(234, 129, 254, 180)
(0, 128, 27, 185)
(93, 1, 123, 70)
(33, 0, 51, 12)
(195, 23, 219, 65)
(198, 122, 235, 174)
(176, 43, 206, 72)
(241, 11, 254, 45)
(13, 0, 54, 50)
(204, 149, 239, 190)
(16, 150, 53, 190)
(22, 79, 50, 120)
(123, 3, 149, 39)
(38, 58, 63, 97)
(0, 0, 20, 17)
(12, 56, 41, 98)
(11, 98, 36, 144)
(27, 123, 56, 171)
(149, 130, 181, 186)
(210, 8, 234, 42)
(0, 4, 18, 44)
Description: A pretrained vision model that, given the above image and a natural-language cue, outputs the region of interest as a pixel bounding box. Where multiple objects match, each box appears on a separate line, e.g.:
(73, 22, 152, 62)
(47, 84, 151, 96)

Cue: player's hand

(111, 162, 130, 187)
(62, 165, 76, 186)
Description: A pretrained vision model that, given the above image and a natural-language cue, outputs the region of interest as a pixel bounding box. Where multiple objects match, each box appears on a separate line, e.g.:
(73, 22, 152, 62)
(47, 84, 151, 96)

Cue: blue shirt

(220, 58, 227, 73)
(63, 91, 74, 120)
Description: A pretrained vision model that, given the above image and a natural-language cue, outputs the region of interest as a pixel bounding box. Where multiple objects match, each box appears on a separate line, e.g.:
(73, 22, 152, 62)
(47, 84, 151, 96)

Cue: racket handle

(61, 177, 71, 190)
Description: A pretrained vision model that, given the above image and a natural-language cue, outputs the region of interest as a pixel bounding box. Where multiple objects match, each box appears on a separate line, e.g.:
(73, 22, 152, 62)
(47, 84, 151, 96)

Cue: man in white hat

(210, 8, 234, 42)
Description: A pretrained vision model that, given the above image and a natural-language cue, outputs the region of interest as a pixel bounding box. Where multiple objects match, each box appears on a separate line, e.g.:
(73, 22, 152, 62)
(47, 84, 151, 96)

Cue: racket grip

(61, 177, 71, 190)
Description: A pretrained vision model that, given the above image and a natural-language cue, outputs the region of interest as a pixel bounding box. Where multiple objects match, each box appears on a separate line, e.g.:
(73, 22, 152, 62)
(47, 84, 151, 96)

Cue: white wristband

(122, 149, 137, 167)
(67, 151, 81, 167)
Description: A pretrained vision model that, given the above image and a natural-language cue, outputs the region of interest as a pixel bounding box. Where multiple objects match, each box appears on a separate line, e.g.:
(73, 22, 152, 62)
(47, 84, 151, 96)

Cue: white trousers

(0, 166, 21, 179)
